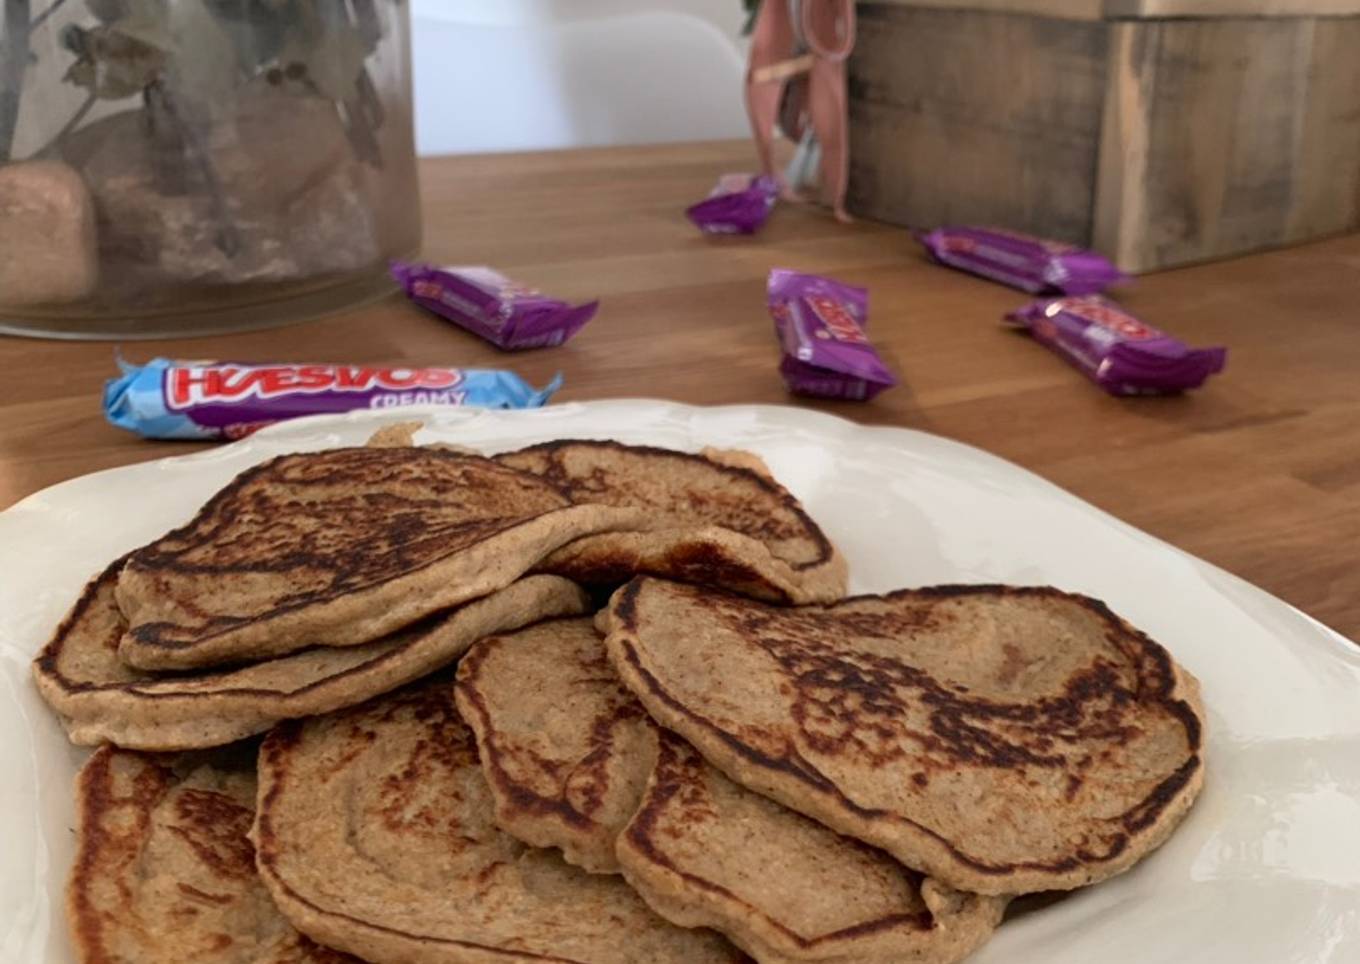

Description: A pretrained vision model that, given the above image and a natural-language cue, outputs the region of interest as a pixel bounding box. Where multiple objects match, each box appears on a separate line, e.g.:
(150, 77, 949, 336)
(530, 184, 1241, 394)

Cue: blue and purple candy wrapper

(918, 226, 1126, 295)
(686, 174, 778, 235)
(1006, 295, 1226, 395)
(391, 262, 597, 350)
(105, 357, 561, 440)
(768, 269, 896, 401)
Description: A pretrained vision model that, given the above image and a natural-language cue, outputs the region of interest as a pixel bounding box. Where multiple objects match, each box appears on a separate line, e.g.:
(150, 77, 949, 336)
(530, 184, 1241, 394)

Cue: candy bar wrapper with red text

(686, 174, 779, 235)
(104, 358, 561, 440)
(918, 226, 1126, 295)
(391, 262, 597, 350)
(1006, 295, 1226, 395)
(768, 269, 896, 401)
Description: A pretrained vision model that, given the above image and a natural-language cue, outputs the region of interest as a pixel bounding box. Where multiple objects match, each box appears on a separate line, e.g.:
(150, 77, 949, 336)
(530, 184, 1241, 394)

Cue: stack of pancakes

(33, 426, 1204, 964)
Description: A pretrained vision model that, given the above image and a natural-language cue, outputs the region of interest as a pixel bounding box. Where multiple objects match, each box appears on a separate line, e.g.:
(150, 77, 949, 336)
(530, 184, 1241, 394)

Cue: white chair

(411, 1, 749, 155)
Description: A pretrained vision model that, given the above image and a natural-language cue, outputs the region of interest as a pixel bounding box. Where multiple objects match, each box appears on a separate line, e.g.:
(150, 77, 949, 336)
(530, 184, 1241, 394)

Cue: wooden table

(2, 141, 1358, 639)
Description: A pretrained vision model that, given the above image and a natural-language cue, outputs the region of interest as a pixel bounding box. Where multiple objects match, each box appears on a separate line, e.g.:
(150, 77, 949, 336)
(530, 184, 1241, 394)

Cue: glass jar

(0, 0, 420, 338)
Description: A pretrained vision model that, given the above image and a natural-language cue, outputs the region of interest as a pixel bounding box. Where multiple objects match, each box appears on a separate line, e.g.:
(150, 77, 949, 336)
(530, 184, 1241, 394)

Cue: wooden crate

(846, 0, 1360, 271)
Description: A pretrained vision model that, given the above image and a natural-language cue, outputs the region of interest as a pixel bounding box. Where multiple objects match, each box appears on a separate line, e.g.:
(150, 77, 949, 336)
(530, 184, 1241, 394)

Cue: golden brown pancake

(496, 440, 846, 604)
(253, 675, 743, 963)
(619, 732, 1007, 964)
(115, 446, 643, 671)
(68, 744, 358, 963)
(454, 617, 658, 873)
(604, 578, 1205, 895)
(34, 557, 587, 750)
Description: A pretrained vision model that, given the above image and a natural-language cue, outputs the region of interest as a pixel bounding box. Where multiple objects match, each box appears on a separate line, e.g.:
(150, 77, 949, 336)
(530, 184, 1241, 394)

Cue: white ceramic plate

(3, 401, 1358, 963)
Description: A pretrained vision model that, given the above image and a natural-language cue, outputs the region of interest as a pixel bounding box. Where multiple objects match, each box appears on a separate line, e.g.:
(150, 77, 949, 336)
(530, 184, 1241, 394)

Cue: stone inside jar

(2, 76, 418, 310)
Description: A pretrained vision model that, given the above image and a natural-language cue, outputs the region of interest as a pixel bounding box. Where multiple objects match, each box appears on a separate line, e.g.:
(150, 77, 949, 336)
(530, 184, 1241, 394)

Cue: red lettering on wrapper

(1049, 296, 1159, 341)
(166, 367, 224, 408)
(166, 364, 464, 409)
(334, 367, 376, 390)
(806, 295, 868, 345)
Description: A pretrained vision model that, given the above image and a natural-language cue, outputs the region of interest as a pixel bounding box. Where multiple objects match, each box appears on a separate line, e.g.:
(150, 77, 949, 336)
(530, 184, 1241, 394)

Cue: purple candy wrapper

(104, 357, 561, 440)
(686, 174, 778, 235)
(918, 226, 1126, 295)
(392, 262, 597, 350)
(1007, 295, 1226, 395)
(768, 269, 896, 401)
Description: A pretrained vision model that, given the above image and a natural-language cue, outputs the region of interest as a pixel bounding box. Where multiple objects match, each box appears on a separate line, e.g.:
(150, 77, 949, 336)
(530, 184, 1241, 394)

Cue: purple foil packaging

(104, 357, 561, 440)
(686, 174, 778, 235)
(768, 269, 896, 401)
(391, 262, 597, 350)
(918, 226, 1126, 295)
(1007, 295, 1226, 395)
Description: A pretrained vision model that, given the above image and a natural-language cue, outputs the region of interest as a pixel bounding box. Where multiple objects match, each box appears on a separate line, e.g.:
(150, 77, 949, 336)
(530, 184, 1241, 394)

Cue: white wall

(411, 0, 747, 37)
(410, 0, 751, 155)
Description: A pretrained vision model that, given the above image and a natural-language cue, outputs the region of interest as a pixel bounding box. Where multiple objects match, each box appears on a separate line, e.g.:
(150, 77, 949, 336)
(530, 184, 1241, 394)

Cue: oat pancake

(253, 675, 742, 963)
(454, 618, 658, 873)
(455, 619, 1005, 961)
(620, 732, 1007, 964)
(495, 440, 846, 604)
(34, 557, 587, 750)
(604, 578, 1205, 895)
(69, 744, 358, 963)
(115, 446, 643, 671)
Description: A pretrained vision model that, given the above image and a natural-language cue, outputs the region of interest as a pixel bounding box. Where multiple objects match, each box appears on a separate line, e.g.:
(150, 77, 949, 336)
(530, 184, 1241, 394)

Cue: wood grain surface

(0, 141, 1357, 639)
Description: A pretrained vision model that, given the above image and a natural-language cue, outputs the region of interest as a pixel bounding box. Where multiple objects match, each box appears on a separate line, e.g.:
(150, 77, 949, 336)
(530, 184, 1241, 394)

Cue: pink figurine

(746, 0, 856, 222)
